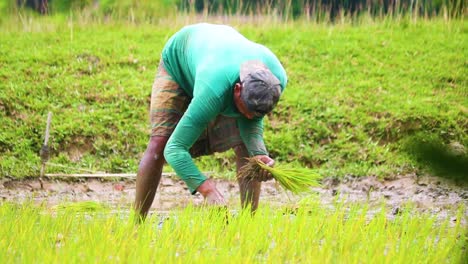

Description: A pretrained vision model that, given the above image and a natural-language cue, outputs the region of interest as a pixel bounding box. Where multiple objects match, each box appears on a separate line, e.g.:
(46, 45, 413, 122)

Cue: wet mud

(1, 174, 467, 223)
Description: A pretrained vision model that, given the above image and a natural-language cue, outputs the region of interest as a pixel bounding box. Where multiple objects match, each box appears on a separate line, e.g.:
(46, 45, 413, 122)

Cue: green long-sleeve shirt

(161, 23, 287, 193)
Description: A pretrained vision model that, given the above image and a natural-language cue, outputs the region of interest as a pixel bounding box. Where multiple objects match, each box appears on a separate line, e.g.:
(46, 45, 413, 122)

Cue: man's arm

(237, 118, 277, 181)
(163, 95, 221, 194)
(237, 117, 268, 157)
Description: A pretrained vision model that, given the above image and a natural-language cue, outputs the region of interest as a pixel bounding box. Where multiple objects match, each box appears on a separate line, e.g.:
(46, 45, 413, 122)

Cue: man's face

(234, 83, 259, 120)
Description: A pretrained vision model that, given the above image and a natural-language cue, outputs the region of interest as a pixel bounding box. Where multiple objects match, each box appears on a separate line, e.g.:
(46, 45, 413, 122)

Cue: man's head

(235, 60, 282, 119)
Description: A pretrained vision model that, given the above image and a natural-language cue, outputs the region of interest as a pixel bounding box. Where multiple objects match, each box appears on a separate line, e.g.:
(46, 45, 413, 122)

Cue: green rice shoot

(238, 158, 322, 194)
(51, 201, 107, 212)
(1, 202, 465, 263)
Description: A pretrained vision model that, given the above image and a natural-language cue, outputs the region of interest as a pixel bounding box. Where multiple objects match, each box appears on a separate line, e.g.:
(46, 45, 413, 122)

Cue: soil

(1, 174, 467, 224)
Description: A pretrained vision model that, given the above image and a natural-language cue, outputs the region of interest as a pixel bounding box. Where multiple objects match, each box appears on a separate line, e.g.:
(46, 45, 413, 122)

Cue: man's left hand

(253, 155, 275, 182)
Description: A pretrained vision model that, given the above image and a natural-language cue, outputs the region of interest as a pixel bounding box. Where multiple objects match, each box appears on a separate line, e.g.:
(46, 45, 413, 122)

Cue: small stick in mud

(238, 158, 322, 194)
(39, 112, 52, 189)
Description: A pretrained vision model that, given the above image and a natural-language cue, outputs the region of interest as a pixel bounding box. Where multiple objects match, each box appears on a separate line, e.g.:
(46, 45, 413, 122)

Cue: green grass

(0, 201, 465, 263)
(0, 15, 466, 179)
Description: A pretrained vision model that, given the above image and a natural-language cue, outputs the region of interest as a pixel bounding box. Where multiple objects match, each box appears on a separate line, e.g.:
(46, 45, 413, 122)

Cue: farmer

(134, 23, 287, 218)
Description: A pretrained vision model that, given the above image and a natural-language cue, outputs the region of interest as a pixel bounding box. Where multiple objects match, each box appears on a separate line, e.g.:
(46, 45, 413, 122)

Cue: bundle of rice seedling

(238, 158, 322, 194)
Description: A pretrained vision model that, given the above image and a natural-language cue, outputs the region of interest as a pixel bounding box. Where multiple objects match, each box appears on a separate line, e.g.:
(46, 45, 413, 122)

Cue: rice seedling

(0, 201, 465, 263)
(51, 201, 108, 212)
(238, 158, 322, 193)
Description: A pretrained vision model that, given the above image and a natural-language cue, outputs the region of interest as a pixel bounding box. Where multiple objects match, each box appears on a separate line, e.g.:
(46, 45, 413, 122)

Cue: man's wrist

(249, 150, 269, 157)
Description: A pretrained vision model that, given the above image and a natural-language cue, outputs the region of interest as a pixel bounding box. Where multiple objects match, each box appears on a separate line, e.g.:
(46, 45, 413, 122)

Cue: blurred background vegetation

(2, 0, 465, 22)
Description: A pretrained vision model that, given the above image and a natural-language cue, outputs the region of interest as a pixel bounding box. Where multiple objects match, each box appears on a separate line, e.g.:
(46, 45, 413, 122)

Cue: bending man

(134, 23, 288, 218)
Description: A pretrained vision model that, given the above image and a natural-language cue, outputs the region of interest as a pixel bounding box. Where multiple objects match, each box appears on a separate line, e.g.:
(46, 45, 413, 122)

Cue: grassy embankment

(0, 201, 466, 263)
(0, 16, 466, 179)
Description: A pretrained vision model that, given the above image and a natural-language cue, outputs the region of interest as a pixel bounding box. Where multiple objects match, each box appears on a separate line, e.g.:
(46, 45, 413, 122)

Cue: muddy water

(1, 174, 467, 224)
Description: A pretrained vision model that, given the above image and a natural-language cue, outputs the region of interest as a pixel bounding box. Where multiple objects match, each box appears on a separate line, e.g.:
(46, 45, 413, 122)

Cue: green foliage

(52, 201, 108, 212)
(3, 0, 464, 21)
(177, 0, 465, 19)
(0, 202, 466, 262)
(50, 0, 95, 12)
(96, 0, 177, 22)
(0, 18, 466, 179)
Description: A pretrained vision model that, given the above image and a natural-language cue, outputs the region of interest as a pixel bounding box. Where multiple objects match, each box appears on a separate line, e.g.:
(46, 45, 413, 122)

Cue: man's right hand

(253, 155, 275, 182)
(197, 179, 226, 206)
